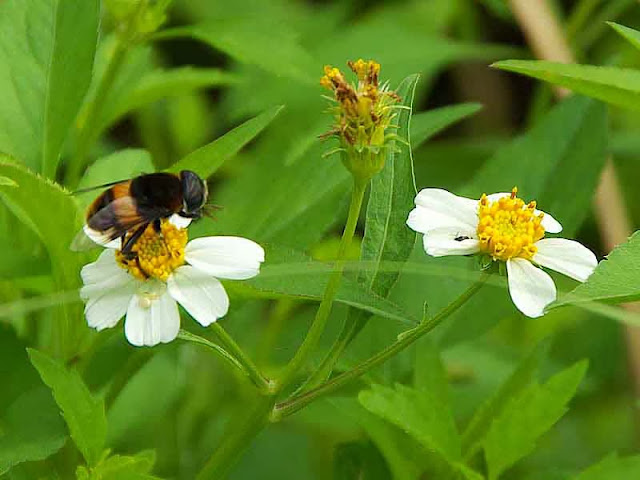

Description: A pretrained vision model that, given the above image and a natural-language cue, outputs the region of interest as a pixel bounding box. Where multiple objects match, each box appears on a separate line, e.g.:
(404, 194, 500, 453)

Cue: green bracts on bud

(320, 59, 401, 181)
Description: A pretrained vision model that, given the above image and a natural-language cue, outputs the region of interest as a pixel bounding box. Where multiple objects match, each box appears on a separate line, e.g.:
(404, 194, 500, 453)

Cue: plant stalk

(272, 274, 488, 420)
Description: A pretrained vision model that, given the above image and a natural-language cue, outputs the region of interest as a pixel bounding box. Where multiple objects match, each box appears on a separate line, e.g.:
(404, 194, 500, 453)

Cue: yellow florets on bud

(116, 219, 187, 281)
(476, 187, 546, 262)
(320, 59, 401, 180)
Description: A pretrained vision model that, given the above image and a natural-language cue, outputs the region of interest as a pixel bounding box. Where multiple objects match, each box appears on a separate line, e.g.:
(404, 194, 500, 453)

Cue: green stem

(196, 395, 276, 480)
(67, 39, 128, 186)
(272, 274, 488, 420)
(179, 328, 272, 394)
(276, 176, 368, 390)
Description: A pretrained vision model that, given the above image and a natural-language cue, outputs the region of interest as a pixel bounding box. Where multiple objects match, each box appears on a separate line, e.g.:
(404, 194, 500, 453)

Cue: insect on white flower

(80, 215, 265, 346)
(406, 187, 598, 318)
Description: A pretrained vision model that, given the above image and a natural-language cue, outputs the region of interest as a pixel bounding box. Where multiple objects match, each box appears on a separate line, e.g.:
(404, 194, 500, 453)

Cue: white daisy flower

(80, 216, 265, 347)
(406, 187, 597, 318)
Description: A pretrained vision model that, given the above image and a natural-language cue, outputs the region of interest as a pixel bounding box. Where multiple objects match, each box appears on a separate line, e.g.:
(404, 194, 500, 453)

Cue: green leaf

(78, 149, 155, 192)
(76, 450, 160, 480)
(359, 384, 482, 480)
(463, 95, 607, 236)
(608, 22, 640, 51)
(156, 19, 316, 83)
(557, 231, 640, 306)
(461, 342, 548, 459)
(28, 349, 107, 467)
(233, 245, 416, 325)
(167, 105, 284, 179)
(493, 59, 640, 112)
(411, 103, 483, 150)
(483, 360, 588, 480)
(0, 176, 17, 187)
(100, 67, 240, 132)
(572, 453, 640, 480)
(0, 0, 99, 176)
(0, 160, 85, 358)
(0, 327, 67, 475)
(360, 74, 419, 297)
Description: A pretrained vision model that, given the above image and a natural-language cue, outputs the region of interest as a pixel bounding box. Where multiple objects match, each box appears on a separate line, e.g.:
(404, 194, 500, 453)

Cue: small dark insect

(71, 170, 210, 255)
(454, 235, 471, 242)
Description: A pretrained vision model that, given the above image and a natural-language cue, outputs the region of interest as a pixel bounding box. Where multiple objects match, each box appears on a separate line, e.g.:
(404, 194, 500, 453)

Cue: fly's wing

(70, 196, 157, 251)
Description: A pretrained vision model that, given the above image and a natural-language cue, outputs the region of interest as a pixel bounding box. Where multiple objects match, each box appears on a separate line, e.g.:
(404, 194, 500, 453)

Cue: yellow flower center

(116, 219, 187, 281)
(476, 187, 545, 261)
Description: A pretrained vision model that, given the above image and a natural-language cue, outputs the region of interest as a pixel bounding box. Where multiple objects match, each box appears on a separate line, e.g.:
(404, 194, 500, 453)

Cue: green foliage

(0, 328, 66, 474)
(167, 105, 284, 178)
(608, 22, 640, 51)
(0, 0, 99, 176)
(572, 453, 640, 480)
(411, 103, 483, 149)
(483, 360, 588, 480)
(559, 231, 640, 305)
(76, 450, 160, 480)
(0, 160, 85, 357)
(493, 60, 640, 112)
(28, 349, 107, 467)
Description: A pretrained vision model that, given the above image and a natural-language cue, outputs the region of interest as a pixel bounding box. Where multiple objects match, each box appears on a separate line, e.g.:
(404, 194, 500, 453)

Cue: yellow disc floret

(116, 219, 187, 281)
(476, 187, 545, 261)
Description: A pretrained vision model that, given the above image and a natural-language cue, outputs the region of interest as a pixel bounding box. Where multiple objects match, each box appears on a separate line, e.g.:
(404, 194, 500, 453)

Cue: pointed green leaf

(411, 103, 483, 150)
(361, 74, 419, 297)
(0, 0, 99, 176)
(359, 384, 482, 480)
(557, 231, 640, 306)
(28, 349, 107, 467)
(156, 20, 316, 84)
(233, 245, 416, 325)
(573, 453, 640, 480)
(483, 360, 588, 480)
(608, 22, 640, 51)
(76, 450, 160, 480)
(100, 67, 240, 132)
(462, 342, 547, 459)
(493, 59, 640, 112)
(0, 328, 66, 475)
(167, 105, 284, 179)
(0, 160, 85, 357)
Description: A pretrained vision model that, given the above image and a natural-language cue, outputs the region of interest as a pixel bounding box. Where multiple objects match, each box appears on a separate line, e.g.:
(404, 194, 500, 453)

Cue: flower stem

(196, 395, 276, 480)
(67, 39, 128, 186)
(179, 328, 272, 394)
(276, 176, 368, 390)
(271, 274, 488, 420)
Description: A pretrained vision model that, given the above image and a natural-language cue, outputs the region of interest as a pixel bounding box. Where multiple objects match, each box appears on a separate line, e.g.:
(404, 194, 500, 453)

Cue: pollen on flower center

(476, 187, 545, 261)
(116, 219, 187, 281)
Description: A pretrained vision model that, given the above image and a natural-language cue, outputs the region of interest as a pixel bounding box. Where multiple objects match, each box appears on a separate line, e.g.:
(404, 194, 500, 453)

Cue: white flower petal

(169, 213, 192, 229)
(125, 290, 180, 347)
(167, 266, 229, 327)
(407, 205, 478, 235)
(185, 236, 265, 280)
(533, 238, 597, 282)
(506, 258, 557, 318)
(80, 249, 131, 295)
(485, 192, 511, 203)
(82, 224, 121, 249)
(413, 189, 478, 230)
(539, 211, 563, 233)
(422, 228, 480, 257)
(84, 285, 135, 331)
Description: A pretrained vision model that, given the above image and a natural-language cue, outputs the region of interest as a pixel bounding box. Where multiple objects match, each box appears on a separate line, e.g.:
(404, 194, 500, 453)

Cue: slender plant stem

(196, 395, 276, 480)
(272, 274, 488, 420)
(276, 176, 368, 390)
(67, 39, 128, 186)
(179, 329, 272, 394)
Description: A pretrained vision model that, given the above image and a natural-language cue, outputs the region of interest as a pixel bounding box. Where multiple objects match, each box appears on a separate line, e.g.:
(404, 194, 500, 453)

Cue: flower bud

(320, 60, 400, 180)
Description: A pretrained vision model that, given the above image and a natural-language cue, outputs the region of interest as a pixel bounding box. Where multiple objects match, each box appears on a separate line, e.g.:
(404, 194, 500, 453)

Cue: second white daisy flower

(407, 187, 597, 318)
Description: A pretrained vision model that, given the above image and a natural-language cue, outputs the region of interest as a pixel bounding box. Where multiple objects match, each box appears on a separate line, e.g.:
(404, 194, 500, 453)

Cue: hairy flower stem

(67, 39, 128, 187)
(272, 274, 488, 420)
(276, 176, 368, 389)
